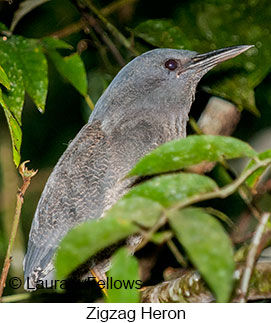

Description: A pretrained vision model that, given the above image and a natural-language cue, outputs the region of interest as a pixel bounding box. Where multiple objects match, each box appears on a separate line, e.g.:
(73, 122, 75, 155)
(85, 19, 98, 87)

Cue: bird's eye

(164, 59, 178, 71)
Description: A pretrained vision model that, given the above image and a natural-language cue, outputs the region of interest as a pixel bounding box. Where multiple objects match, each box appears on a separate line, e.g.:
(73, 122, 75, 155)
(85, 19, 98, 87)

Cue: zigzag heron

(23, 45, 252, 290)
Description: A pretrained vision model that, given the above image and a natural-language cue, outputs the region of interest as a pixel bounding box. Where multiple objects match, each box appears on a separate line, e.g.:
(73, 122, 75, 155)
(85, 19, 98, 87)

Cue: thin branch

(50, 19, 85, 38)
(101, 0, 138, 17)
(50, 0, 138, 39)
(238, 212, 271, 303)
(84, 94, 95, 111)
(237, 179, 262, 220)
(256, 230, 271, 257)
(166, 239, 188, 267)
(231, 211, 254, 245)
(135, 213, 168, 252)
(189, 117, 203, 135)
(80, 20, 115, 73)
(141, 270, 210, 303)
(83, 14, 126, 66)
(170, 158, 271, 213)
(134, 159, 271, 259)
(141, 262, 271, 302)
(204, 207, 234, 228)
(189, 97, 263, 224)
(0, 161, 37, 299)
(81, 0, 138, 56)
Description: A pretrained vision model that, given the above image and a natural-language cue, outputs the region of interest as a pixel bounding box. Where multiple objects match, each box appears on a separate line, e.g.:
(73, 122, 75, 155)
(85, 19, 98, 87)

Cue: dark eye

(164, 59, 178, 71)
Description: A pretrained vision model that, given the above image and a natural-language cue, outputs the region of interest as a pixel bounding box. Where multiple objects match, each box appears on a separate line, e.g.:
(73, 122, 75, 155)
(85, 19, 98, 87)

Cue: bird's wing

(23, 116, 164, 290)
(23, 120, 111, 289)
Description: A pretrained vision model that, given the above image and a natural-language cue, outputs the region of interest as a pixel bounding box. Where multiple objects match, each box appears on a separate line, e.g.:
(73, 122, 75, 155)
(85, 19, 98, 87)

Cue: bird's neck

(90, 88, 194, 141)
(97, 105, 190, 143)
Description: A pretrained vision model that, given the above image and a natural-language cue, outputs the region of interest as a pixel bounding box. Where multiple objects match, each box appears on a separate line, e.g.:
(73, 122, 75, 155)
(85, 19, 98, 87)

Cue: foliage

(0, 0, 271, 304)
(168, 207, 234, 303)
(0, 27, 87, 166)
(55, 135, 271, 302)
(128, 135, 256, 176)
(134, 0, 271, 116)
(107, 247, 140, 303)
(0, 0, 270, 166)
(55, 197, 162, 279)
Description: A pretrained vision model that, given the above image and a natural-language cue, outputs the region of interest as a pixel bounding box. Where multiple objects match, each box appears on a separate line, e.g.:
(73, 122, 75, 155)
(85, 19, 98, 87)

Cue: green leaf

(0, 40, 25, 124)
(10, 0, 51, 32)
(48, 50, 87, 96)
(0, 36, 48, 117)
(107, 247, 140, 303)
(0, 35, 49, 165)
(14, 36, 48, 113)
(0, 65, 10, 90)
(0, 89, 22, 167)
(124, 173, 218, 208)
(244, 150, 271, 188)
(41, 37, 73, 50)
(133, 19, 191, 49)
(129, 135, 256, 177)
(169, 207, 235, 302)
(55, 197, 163, 279)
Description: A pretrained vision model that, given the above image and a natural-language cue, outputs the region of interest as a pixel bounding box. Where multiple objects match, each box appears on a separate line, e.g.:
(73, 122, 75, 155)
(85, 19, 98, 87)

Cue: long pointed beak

(187, 45, 254, 71)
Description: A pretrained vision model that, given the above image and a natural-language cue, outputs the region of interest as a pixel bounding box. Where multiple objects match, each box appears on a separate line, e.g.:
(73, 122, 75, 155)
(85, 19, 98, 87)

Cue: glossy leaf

(133, 19, 191, 49)
(169, 207, 235, 302)
(15, 36, 48, 113)
(107, 247, 140, 303)
(124, 173, 218, 208)
(108, 196, 163, 228)
(48, 50, 87, 96)
(10, 0, 51, 32)
(0, 36, 48, 116)
(0, 89, 22, 167)
(55, 197, 163, 279)
(0, 65, 10, 90)
(0, 40, 25, 124)
(129, 135, 256, 177)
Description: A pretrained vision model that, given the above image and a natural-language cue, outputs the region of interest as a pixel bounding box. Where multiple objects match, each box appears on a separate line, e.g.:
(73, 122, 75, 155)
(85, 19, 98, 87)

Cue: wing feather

(24, 120, 109, 289)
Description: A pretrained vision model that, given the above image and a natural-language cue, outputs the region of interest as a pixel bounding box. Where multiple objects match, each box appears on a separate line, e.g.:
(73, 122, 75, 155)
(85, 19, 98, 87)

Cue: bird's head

(92, 45, 253, 129)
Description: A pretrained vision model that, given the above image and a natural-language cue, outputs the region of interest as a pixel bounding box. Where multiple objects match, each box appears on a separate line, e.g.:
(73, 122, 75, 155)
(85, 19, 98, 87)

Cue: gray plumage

(24, 45, 252, 290)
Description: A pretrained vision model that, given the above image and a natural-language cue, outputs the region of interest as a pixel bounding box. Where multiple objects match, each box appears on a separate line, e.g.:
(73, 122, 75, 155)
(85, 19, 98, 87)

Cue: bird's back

(23, 115, 173, 289)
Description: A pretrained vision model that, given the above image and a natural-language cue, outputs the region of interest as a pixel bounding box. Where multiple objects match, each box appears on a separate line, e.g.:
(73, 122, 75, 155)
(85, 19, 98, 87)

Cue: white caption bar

(1, 302, 269, 323)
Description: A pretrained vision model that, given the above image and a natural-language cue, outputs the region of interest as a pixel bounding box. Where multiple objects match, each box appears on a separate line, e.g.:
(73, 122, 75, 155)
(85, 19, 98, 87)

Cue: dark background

(0, 0, 270, 301)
